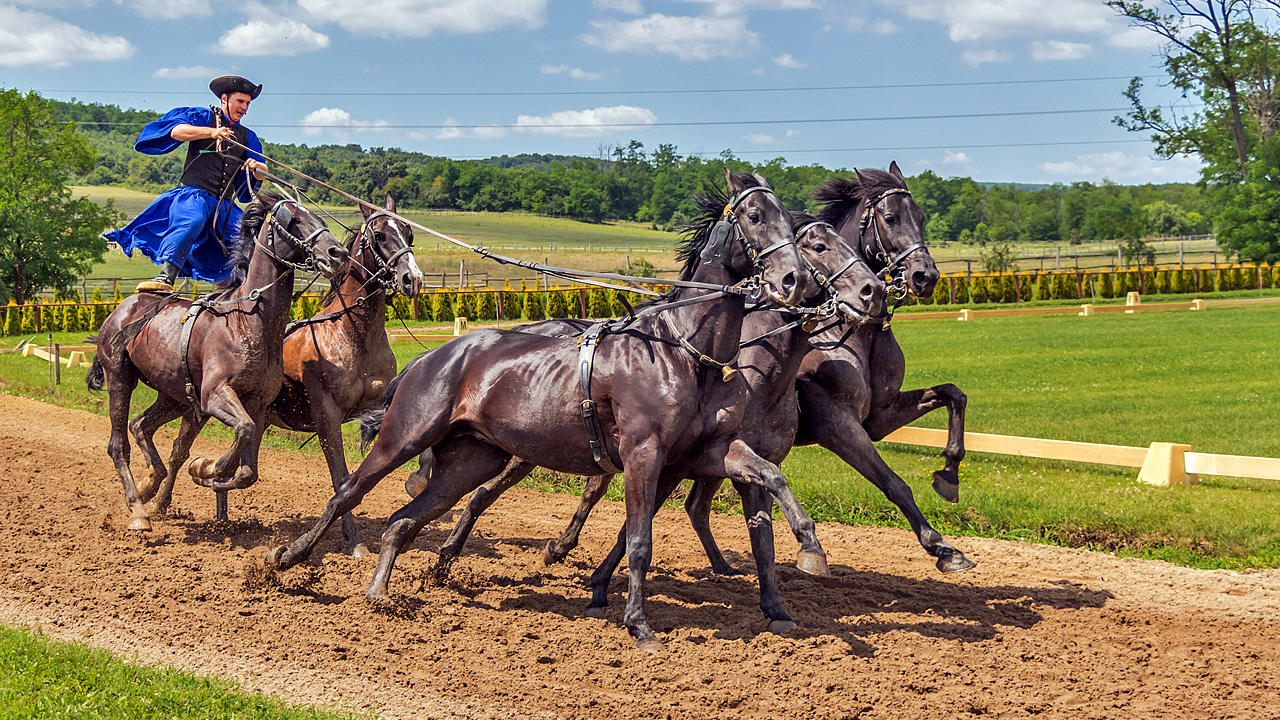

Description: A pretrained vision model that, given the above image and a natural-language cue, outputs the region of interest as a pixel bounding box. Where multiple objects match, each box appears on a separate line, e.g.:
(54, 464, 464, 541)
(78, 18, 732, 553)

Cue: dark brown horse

(88, 190, 348, 530)
(266, 193, 422, 557)
(425, 210, 886, 586)
(268, 171, 822, 651)
(495, 165, 973, 575)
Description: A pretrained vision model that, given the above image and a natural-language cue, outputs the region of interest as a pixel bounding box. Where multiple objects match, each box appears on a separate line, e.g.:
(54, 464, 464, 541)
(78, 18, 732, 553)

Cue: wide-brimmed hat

(209, 75, 262, 100)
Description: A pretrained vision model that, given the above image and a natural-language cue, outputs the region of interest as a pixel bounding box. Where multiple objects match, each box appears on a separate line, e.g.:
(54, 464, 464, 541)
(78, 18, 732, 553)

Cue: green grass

(0, 626, 362, 719)
(4, 304, 1280, 569)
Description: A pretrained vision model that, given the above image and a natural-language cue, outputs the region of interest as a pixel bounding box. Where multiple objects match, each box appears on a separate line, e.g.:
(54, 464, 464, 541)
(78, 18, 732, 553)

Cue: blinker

(701, 219, 734, 268)
(273, 203, 293, 227)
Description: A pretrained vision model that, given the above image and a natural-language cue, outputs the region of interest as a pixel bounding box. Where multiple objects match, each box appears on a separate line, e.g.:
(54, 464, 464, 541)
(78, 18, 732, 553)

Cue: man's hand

(244, 158, 268, 180)
(211, 126, 235, 143)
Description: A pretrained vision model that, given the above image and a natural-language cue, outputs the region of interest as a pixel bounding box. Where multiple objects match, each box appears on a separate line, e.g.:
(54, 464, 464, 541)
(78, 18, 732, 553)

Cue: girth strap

(179, 300, 210, 414)
(578, 321, 621, 474)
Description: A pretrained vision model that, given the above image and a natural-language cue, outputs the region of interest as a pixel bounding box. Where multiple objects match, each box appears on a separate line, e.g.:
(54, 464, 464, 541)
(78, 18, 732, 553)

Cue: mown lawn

(0, 626, 362, 719)
(2, 303, 1278, 568)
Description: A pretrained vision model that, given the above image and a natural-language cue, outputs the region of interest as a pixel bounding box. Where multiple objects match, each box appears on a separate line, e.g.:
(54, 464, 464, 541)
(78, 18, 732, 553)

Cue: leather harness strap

(179, 299, 211, 414)
(578, 321, 622, 474)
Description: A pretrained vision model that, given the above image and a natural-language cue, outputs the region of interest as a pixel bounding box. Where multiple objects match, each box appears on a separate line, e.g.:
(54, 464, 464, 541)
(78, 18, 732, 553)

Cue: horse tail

(359, 352, 426, 451)
(86, 353, 106, 391)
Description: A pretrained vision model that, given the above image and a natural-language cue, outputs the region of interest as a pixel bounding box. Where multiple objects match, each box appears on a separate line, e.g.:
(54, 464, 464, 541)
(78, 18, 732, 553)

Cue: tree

(0, 90, 120, 304)
(979, 241, 1019, 273)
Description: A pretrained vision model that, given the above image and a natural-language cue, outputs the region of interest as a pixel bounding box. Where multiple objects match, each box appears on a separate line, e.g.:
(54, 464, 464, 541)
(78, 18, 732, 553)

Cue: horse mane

(214, 189, 285, 292)
(812, 169, 906, 228)
(790, 210, 820, 233)
(315, 225, 361, 306)
(675, 171, 765, 282)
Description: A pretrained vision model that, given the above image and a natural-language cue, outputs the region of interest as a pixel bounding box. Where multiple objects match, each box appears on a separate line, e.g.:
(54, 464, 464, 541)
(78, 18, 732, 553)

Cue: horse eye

(884, 214, 897, 225)
(747, 212, 761, 223)
(813, 243, 827, 252)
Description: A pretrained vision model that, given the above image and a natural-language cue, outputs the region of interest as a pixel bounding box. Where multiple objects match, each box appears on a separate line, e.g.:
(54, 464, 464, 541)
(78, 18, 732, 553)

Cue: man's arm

(170, 124, 233, 143)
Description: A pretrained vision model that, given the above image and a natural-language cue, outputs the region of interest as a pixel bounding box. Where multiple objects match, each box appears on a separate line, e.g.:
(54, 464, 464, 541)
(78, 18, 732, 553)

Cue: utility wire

(47, 75, 1154, 98)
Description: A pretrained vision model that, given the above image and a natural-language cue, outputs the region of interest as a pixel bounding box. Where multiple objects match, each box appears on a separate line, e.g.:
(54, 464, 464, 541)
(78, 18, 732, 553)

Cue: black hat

(209, 75, 262, 100)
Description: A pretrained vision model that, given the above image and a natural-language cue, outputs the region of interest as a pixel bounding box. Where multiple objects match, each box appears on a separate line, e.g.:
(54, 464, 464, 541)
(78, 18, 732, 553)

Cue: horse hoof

(796, 550, 830, 577)
(636, 639, 664, 654)
(767, 618, 797, 635)
(937, 552, 976, 573)
(584, 605, 607, 619)
(932, 471, 960, 504)
(711, 564, 746, 576)
(404, 476, 425, 498)
(188, 458, 215, 483)
(349, 544, 370, 559)
(265, 546, 288, 569)
(127, 516, 152, 532)
(542, 543, 566, 566)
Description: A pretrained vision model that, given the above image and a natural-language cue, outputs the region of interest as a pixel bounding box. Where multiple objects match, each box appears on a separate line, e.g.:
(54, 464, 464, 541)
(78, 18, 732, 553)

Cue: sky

(1, 0, 1206, 184)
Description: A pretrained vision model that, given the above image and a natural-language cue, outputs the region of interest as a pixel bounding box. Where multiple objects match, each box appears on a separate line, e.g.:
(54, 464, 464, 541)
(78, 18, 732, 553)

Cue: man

(106, 76, 269, 293)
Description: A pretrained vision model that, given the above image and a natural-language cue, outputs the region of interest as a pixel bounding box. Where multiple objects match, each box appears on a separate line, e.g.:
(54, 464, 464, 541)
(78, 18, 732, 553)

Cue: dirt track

(2, 393, 1278, 719)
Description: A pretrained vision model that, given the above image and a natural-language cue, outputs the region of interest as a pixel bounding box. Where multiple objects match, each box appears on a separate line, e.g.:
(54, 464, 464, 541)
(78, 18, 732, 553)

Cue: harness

(178, 199, 329, 409)
(857, 187, 927, 309)
(574, 184, 791, 474)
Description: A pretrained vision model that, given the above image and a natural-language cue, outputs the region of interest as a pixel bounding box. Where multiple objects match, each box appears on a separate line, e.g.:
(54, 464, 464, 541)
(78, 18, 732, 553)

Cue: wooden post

(1125, 291, 1141, 314)
(453, 317, 468, 335)
(1138, 442, 1196, 486)
(1190, 298, 1206, 311)
(54, 343, 61, 384)
(578, 289, 588, 318)
(1079, 304, 1094, 317)
(957, 309, 972, 321)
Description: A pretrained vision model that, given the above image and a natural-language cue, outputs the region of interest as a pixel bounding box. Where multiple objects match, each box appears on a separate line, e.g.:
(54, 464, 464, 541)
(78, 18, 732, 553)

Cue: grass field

(3, 301, 1279, 569)
(0, 626, 360, 719)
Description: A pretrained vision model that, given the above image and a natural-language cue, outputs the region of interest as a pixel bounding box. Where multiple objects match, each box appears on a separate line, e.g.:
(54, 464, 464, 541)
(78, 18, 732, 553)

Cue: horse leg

(716, 439, 828, 577)
(864, 384, 967, 504)
(434, 451, 536, 579)
(368, 440, 515, 598)
(618, 443, 665, 652)
(187, 384, 258, 488)
(268, 401, 453, 572)
(683, 478, 743, 575)
(312, 392, 368, 557)
(584, 471, 684, 615)
(128, 393, 184, 502)
(824, 417, 974, 573)
(150, 411, 207, 514)
(733, 480, 795, 633)
(105, 369, 151, 531)
(544, 472, 615, 566)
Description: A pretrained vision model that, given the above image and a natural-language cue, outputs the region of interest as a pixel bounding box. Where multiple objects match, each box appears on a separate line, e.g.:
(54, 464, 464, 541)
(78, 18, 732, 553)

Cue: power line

(46, 75, 1153, 98)
(66, 106, 1131, 131)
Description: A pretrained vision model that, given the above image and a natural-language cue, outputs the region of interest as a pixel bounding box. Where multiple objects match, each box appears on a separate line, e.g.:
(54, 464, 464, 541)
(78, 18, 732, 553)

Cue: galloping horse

(88, 190, 348, 531)
(268, 171, 819, 651)
(266, 193, 422, 557)
(426, 209, 886, 589)
(496, 164, 974, 575)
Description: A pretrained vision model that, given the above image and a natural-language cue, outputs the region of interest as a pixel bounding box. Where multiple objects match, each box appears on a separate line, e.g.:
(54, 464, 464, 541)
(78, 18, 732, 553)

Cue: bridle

(857, 187, 927, 301)
(257, 198, 332, 274)
(701, 185, 798, 289)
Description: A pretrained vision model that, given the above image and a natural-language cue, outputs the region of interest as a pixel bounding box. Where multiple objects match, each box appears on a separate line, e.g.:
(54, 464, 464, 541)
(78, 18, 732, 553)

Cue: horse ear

(752, 171, 772, 190)
(724, 166, 741, 193)
(888, 161, 904, 181)
(359, 201, 375, 219)
(853, 168, 865, 187)
(385, 192, 397, 213)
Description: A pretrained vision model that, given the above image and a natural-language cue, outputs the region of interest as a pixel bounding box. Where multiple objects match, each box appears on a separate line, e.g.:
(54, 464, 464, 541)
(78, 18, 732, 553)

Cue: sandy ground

(1, 393, 1278, 719)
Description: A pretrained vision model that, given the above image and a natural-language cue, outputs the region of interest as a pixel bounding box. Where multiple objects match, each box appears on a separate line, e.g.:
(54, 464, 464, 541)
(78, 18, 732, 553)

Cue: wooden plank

(1185, 452, 1280, 481)
(881, 427, 1150, 468)
(28, 345, 97, 354)
(388, 334, 460, 343)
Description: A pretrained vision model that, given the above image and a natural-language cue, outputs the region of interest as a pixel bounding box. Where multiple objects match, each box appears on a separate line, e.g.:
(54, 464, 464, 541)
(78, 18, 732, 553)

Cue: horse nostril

(329, 246, 348, 261)
(860, 282, 875, 299)
(782, 271, 797, 293)
(911, 270, 930, 288)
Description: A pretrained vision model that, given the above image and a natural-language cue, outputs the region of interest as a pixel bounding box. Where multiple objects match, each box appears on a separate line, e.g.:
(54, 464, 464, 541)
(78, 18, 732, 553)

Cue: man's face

(221, 92, 252, 123)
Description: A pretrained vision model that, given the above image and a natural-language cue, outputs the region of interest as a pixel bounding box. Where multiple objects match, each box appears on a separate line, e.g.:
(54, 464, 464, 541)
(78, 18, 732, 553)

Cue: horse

(267, 170, 822, 652)
(424, 210, 886, 588)
(87, 190, 349, 531)
(265, 193, 423, 557)
(483, 164, 974, 576)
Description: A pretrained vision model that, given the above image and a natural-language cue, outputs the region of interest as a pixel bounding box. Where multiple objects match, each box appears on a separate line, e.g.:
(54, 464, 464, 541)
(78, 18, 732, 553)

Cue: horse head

(791, 212, 886, 325)
(259, 191, 349, 279)
(720, 169, 807, 306)
(815, 162, 939, 301)
(358, 193, 423, 298)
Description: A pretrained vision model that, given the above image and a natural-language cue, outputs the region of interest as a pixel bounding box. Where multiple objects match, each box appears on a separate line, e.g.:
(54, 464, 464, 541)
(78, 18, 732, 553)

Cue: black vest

(179, 107, 251, 198)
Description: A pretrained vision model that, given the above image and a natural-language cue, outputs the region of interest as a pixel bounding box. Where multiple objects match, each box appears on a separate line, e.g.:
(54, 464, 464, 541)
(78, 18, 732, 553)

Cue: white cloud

(772, 53, 806, 69)
(943, 150, 972, 165)
(0, 6, 134, 67)
(214, 18, 329, 56)
(677, 0, 819, 14)
(299, 107, 389, 137)
(1031, 39, 1091, 61)
(514, 105, 657, 138)
(593, 0, 643, 13)
(1038, 151, 1203, 183)
(745, 133, 774, 144)
(582, 14, 758, 61)
(421, 119, 509, 140)
(153, 64, 229, 79)
(541, 64, 605, 80)
(877, 0, 1118, 42)
(961, 48, 1009, 66)
(299, 0, 547, 37)
(116, 0, 212, 19)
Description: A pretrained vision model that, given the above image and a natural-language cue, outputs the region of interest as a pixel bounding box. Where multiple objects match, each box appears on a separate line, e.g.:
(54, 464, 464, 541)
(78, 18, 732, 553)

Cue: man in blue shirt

(106, 76, 268, 293)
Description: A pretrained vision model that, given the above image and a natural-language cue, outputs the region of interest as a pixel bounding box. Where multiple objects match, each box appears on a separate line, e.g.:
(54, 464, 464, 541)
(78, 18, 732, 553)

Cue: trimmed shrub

(431, 290, 454, 322)
(1098, 272, 1115, 299)
(933, 277, 952, 306)
(523, 288, 545, 321)
(1156, 270, 1172, 295)
(1034, 272, 1050, 300)
(546, 287, 569, 318)
(90, 288, 108, 330)
(2, 302, 17, 336)
(475, 290, 496, 320)
(969, 275, 989, 304)
(500, 281, 520, 320)
(1272, 266, 1280, 289)
(1016, 274, 1032, 302)
(455, 286, 475, 320)
(587, 288, 611, 318)
(952, 276, 970, 304)
(1261, 265, 1274, 290)
(20, 305, 36, 334)
(112, 282, 123, 303)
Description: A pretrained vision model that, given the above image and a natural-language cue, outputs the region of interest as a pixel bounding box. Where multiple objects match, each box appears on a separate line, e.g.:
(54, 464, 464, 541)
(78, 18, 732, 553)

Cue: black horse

(268, 171, 826, 651)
